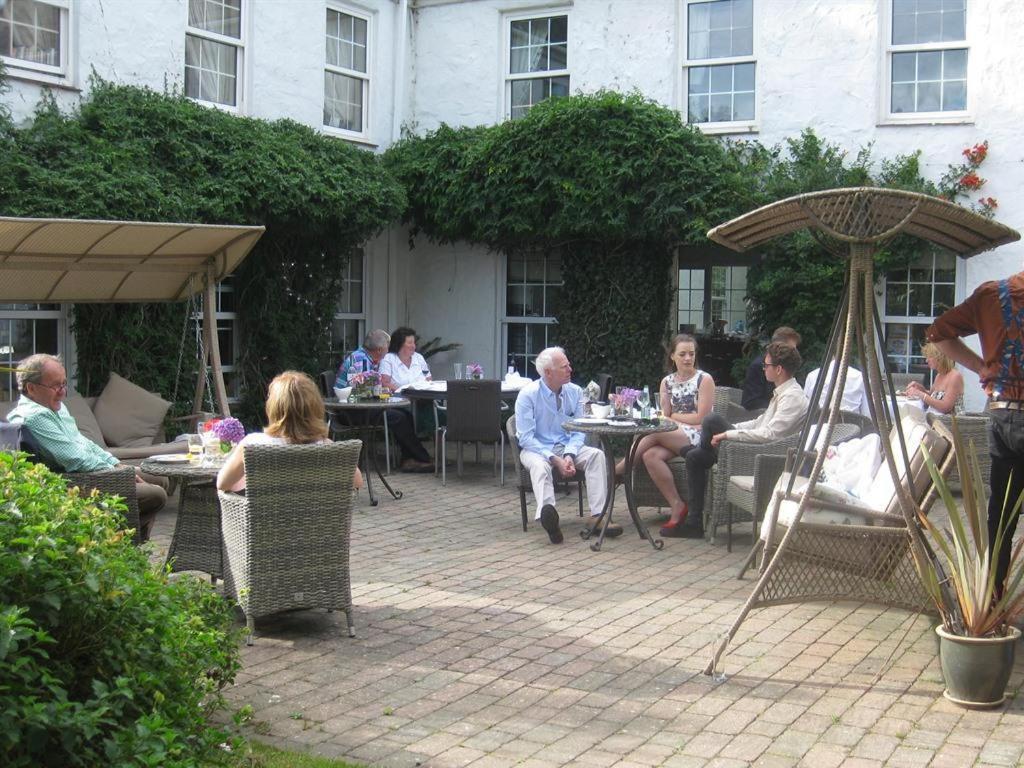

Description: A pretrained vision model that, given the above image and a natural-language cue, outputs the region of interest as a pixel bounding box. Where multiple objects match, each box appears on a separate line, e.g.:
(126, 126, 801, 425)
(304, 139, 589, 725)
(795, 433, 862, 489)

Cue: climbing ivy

(386, 91, 754, 387)
(0, 79, 404, 423)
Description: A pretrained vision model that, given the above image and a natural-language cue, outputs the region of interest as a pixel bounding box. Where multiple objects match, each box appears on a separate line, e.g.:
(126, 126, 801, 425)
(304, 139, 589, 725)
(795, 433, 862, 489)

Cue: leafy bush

(386, 91, 752, 386)
(0, 78, 405, 425)
(0, 452, 241, 767)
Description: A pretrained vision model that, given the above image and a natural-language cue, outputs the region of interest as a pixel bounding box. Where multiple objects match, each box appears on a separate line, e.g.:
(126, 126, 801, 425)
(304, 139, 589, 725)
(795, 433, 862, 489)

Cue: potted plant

(917, 418, 1024, 708)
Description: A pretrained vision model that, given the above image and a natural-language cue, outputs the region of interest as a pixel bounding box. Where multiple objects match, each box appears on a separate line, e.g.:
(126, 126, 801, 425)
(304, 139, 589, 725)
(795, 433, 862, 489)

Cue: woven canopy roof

(707, 187, 1020, 256)
(0, 216, 265, 302)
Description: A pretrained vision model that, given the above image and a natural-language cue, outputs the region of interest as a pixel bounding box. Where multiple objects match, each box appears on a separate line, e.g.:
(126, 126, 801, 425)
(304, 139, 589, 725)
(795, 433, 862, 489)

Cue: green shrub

(0, 452, 241, 767)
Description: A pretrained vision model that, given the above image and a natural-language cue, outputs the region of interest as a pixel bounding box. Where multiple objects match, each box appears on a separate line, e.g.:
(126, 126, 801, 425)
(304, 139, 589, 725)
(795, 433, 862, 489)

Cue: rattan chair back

(219, 440, 362, 643)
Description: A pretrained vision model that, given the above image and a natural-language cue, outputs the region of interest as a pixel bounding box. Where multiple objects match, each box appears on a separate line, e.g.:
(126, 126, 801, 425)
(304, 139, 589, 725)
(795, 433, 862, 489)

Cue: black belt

(990, 401, 1024, 411)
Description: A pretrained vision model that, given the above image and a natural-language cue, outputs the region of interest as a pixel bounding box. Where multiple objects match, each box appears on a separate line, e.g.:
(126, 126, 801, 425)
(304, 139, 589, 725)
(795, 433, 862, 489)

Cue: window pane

(709, 65, 732, 92)
(733, 91, 754, 120)
(510, 47, 528, 73)
(934, 252, 956, 282)
(733, 62, 754, 91)
(942, 80, 966, 110)
(507, 285, 525, 316)
(909, 283, 932, 316)
(709, 94, 732, 122)
(917, 81, 940, 111)
(941, 8, 965, 40)
(550, 75, 569, 98)
(886, 282, 909, 315)
(932, 284, 955, 315)
(545, 285, 561, 316)
(549, 43, 567, 70)
(891, 82, 915, 113)
(528, 324, 547, 351)
(549, 15, 567, 43)
(688, 66, 709, 94)
(917, 51, 941, 80)
(892, 12, 915, 44)
(510, 19, 529, 48)
(892, 52, 916, 82)
(732, 25, 753, 56)
(688, 2, 709, 33)
(508, 324, 526, 354)
(708, 29, 730, 58)
(917, 11, 941, 41)
(943, 48, 966, 78)
(688, 95, 709, 123)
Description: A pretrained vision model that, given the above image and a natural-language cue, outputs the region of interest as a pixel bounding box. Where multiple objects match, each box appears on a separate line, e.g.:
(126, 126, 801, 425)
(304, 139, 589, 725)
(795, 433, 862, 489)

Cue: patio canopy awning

(707, 187, 1019, 257)
(0, 216, 265, 302)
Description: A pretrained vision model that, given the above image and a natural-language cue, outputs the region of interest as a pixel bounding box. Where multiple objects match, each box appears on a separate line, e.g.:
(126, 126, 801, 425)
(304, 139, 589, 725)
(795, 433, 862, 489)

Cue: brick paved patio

(151, 457, 1024, 767)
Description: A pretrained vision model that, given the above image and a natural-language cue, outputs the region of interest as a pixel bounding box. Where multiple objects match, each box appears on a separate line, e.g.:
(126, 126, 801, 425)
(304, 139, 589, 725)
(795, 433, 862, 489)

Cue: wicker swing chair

(701, 188, 1020, 677)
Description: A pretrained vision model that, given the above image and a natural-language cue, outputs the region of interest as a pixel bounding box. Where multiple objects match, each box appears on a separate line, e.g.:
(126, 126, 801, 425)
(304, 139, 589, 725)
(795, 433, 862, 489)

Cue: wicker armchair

(506, 414, 583, 532)
(724, 422, 860, 553)
(218, 440, 362, 644)
(705, 429, 805, 545)
(6, 420, 143, 543)
(66, 466, 143, 544)
(631, 387, 733, 510)
(928, 411, 991, 490)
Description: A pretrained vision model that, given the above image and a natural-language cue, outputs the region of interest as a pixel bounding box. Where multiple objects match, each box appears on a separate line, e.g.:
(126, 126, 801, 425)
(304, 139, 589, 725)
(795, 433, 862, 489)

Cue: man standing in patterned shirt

(928, 268, 1024, 590)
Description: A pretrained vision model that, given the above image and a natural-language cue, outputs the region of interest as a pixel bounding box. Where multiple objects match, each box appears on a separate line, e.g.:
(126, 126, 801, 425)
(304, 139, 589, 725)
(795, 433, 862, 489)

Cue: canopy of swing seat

(0, 216, 265, 303)
(707, 187, 1019, 256)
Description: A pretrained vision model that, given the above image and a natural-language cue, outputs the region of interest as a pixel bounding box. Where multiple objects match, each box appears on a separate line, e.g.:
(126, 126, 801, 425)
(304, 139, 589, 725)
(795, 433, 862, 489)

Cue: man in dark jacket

(740, 326, 801, 410)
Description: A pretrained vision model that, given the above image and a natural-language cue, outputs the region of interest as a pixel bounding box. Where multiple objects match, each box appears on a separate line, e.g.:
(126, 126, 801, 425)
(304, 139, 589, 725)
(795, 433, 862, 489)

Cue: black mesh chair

(596, 373, 614, 402)
(435, 379, 505, 486)
(318, 370, 336, 398)
(506, 413, 583, 531)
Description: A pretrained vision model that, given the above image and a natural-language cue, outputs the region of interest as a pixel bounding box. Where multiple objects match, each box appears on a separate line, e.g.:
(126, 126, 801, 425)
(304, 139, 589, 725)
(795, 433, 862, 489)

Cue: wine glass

(636, 388, 650, 414)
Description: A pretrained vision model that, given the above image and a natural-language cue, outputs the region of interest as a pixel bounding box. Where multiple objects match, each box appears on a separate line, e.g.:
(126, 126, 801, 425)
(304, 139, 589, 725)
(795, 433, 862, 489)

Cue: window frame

(680, 0, 758, 135)
(501, 251, 563, 377)
(184, 0, 246, 113)
(0, 0, 73, 86)
(879, 0, 971, 125)
(323, 2, 374, 143)
(330, 247, 367, 359)
(501, 7, 571, 122)
(0, 302, 69, 400)
(880, 248, 963, 376)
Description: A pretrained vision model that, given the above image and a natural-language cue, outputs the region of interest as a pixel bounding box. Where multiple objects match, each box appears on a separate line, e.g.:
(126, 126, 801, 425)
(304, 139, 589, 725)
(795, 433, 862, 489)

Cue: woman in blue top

(614, 334, 715, 536)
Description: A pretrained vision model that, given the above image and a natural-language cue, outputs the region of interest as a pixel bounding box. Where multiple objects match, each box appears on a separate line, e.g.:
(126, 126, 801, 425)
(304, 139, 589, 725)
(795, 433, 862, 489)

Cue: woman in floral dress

(615, 334, 715, 537)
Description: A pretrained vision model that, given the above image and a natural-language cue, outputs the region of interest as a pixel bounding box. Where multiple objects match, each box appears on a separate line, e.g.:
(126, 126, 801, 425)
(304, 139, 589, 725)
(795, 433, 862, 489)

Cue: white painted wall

(3, 0, 1022, 408)
(408, 0, 1024, 409)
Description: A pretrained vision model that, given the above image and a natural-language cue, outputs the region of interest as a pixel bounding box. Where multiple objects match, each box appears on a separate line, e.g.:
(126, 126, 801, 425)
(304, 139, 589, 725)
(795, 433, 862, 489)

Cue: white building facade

(2, 0, 1021, 410)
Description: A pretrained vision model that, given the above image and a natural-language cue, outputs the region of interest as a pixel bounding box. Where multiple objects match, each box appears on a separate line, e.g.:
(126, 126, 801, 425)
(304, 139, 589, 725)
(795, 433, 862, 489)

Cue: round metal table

(564, 417, 676, 551)
(324, 397, 411, 505)
(139, 458, 222, 580)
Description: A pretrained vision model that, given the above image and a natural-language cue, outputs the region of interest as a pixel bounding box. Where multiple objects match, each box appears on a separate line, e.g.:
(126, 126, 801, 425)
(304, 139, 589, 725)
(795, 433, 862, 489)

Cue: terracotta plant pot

(935, 624, 1021, 708)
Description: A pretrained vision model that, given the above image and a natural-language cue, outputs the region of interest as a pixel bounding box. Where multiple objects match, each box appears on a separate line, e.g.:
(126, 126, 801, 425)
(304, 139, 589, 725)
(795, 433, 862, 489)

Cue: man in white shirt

(803, 361, 871, 416)
(669, 342, 809, 538)
(514, 346, 618, 544)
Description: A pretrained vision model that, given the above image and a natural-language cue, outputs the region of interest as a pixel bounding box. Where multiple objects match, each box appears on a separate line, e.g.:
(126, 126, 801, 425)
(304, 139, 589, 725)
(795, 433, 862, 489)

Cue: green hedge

(0, 79, 404, 424)
(386, 91, 754, 387)
(0, 452, 241, 766)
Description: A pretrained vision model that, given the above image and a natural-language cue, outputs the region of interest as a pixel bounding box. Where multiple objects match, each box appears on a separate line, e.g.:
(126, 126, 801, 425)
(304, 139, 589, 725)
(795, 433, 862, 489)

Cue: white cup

(590, 403, 611, 418)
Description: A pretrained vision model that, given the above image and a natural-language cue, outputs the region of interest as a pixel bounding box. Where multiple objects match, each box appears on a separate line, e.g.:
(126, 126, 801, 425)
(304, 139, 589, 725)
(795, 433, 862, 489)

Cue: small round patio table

(324, 397, 411, 506)
(564, 416, 676, 552)
(139, 458, 222, 581)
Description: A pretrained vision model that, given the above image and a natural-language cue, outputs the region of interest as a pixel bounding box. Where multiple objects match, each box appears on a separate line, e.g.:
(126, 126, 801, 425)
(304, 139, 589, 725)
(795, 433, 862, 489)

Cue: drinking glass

(636, 389, 650, 412)
(186, 434, 203, 463)
(452, 362, 463, 380)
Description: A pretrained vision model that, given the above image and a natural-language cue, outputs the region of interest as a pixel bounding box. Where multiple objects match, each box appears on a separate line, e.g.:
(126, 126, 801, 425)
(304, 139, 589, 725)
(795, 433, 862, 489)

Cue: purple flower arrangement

(211, 417, 245, 446)
(466, 363, 484, 379)
(350, 369, 381, 399)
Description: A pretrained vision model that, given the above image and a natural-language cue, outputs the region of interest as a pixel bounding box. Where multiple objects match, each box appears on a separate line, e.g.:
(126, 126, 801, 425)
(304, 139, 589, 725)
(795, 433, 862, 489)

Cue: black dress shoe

(540, 504, 563, 544)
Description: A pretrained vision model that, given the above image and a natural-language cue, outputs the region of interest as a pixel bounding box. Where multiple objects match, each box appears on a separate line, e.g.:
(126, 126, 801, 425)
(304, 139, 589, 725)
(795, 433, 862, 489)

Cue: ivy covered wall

(0, 80, 404, 422)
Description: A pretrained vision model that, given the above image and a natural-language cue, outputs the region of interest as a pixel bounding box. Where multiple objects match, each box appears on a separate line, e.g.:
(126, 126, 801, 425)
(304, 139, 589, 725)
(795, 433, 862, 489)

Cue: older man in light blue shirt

(515, 346, 617, 544)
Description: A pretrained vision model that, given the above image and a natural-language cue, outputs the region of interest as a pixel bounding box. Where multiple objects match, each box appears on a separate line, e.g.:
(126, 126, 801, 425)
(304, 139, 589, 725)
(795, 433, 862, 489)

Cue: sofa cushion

(110, 440, 187, 461)
(93, 373, 171, 448)
(64, 390, 107, 448)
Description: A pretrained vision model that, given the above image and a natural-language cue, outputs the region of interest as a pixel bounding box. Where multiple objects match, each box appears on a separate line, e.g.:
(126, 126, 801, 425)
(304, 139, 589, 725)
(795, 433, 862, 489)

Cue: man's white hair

(534, 346, 566, 376)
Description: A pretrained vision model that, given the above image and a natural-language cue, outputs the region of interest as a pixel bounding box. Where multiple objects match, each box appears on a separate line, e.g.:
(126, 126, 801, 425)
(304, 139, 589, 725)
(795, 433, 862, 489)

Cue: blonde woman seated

(905, 342, 963, 415)
(613, 334, 715, 533)
(217, 371, 363, 493)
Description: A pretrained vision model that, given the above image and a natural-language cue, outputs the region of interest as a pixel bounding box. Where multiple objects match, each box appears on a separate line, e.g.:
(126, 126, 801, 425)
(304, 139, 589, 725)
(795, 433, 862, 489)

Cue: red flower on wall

(959, 172, 985, 190)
